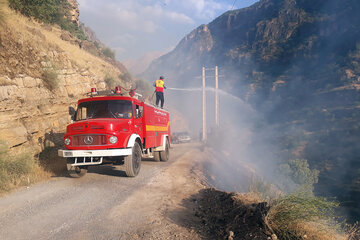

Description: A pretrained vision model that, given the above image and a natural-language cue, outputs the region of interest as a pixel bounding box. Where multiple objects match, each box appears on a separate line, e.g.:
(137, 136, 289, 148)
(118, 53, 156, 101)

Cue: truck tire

(124, 142, 142, 177)
(154, 151, 161, 162)
(67, 158, 88, 178)
(160, 139, 170, 162)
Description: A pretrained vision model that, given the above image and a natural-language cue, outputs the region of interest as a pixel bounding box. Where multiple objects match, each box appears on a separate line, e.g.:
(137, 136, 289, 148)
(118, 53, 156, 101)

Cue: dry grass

(290, 221, 347, 240)
(233, 191, 263, 205)
(3, 2, 128, 89)
(37, 147, 67, 176)
(0, 0, 8, 26)
(41, 67, 58, 90)
(0, 142, 51, 195)
(346, 222, 360, 240)
(265, 193, 345, 240)
(0, 142, 67, 196)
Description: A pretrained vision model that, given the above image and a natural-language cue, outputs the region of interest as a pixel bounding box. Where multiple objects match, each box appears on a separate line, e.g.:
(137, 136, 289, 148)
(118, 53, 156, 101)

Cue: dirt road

(0, 143, 207, 240)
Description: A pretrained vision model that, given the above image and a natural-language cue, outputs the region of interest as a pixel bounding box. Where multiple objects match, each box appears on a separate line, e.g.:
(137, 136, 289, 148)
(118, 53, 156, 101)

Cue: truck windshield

(76, 100, 133, 120)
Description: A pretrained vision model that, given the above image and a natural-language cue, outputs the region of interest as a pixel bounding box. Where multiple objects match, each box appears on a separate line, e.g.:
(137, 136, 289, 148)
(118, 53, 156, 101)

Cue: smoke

(150, 0, 360, 222)
(166, 79, 292, 195)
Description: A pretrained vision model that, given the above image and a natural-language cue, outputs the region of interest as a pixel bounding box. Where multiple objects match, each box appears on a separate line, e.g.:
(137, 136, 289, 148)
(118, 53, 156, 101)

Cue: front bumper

(58, 149, 132, 158)
(58, 149, 133, 167)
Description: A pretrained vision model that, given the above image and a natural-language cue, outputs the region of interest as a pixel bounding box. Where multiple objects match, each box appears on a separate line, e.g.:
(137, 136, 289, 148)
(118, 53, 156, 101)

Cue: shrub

(278, 158, 319, 193)
(9, 0, 66, 24)
(42, 68, 58, 91)
(249, 176, 277, 200)
(120, 72, 132, 82)
(134, 78, 153, 99)
(59, 19, 87, 40)
(104, 73, 119, 89)
(37, 146, 66, 175)
(0, 142, 35, 192)
(93, 41, 100, 49)
(102, 47, 115, 60)
(8, 0, 87, 40)
(266, 193, 339, 240)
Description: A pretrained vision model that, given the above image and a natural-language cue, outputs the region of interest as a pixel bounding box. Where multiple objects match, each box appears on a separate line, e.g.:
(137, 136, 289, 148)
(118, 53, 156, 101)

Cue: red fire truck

(58, 87, 171, 177)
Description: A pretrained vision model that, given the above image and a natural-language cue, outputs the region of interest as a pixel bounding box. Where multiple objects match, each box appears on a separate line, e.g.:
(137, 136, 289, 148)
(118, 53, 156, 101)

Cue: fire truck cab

(58, 88, 171, 177)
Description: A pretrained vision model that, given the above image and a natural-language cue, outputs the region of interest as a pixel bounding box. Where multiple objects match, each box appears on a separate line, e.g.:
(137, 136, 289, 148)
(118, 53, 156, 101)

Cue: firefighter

(153, 76, 166, 108)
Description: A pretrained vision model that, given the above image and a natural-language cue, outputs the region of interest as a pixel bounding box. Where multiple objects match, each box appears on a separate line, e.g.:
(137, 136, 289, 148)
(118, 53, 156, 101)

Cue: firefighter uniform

(154, 77, 166, 108)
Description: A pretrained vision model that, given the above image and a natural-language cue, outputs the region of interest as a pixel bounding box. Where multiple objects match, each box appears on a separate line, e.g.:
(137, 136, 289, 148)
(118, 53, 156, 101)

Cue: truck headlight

(109, 136, 118, 144)
(64, 138, 71, 146)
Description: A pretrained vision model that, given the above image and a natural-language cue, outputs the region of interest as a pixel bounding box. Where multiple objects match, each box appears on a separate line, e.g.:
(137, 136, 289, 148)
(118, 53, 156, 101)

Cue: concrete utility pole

(215, 66, 219, 127)
(202, 67, 207, 141)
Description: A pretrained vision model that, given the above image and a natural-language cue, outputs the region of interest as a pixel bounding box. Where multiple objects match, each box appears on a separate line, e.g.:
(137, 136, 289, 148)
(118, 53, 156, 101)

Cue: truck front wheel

(67, 158, 88, 178)
(124, 142, 142, 177)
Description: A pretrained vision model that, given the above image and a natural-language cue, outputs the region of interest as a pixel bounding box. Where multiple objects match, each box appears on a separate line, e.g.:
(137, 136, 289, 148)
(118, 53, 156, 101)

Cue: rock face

(67, 0, 80, 26)
(0, 8, 129, 154)
(80, 24, 104, 49)
(142, 0, 360, 220)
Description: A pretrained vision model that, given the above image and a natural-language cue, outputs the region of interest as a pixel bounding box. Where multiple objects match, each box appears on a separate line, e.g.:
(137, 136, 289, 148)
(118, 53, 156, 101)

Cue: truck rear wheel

(154, 151, 161, 162)
(67, 158, 88, 178)
(160, 139, 170, 162)
(124, 142, 142, 177)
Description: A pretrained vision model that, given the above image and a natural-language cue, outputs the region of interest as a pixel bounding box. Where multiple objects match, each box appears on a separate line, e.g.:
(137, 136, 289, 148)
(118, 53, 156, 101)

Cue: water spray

(167, 87, 243, 102)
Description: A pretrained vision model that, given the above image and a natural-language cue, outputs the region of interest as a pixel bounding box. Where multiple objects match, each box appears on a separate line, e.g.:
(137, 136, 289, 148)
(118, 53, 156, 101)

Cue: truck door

(134, 104, 144, 139)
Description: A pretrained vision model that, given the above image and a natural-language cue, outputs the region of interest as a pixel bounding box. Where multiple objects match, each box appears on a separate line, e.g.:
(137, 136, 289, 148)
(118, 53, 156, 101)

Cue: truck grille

(72, 135, 107, 146)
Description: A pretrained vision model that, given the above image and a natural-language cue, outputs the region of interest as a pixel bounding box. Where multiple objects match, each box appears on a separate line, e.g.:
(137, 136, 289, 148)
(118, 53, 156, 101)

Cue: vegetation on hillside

(135, 78, 153, 99)
(248, 163, 348, 239)
(0, 142, 35, 192)
(204, 126, 350, 239)
(101, 47, 115, 60)
(266, 193, 339, 239)
(104, 73, 121, 89)
(0, 141, 67, 194)
(8, 0, 87, 40)
(42, 67, 59, 91)
(278, 158, 320, 194)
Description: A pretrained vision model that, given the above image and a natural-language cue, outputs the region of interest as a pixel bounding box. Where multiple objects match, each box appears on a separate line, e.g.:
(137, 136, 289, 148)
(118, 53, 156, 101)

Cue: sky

(77, 0, 259, 61)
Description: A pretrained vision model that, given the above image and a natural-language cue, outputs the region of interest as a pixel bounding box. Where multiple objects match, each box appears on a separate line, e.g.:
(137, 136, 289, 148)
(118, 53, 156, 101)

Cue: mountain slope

(143, 0, 360, 221)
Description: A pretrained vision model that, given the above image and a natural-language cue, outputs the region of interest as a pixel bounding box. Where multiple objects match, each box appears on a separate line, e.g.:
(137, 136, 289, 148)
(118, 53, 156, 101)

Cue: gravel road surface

(0, 143, 206, 240)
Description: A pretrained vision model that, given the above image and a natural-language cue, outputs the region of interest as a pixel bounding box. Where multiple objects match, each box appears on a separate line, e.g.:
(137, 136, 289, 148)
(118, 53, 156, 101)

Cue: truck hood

(66, 119, 132, 134)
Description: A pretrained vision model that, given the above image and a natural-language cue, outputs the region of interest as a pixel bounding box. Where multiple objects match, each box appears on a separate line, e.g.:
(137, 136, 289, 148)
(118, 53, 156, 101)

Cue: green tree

(9, 0, 87, 40)
(279, 159, 319, 194)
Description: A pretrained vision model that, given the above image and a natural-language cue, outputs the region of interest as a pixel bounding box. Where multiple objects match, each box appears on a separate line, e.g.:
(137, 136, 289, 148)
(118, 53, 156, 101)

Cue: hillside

(0, 2, 131, 154)
(143, 0, 360, 221)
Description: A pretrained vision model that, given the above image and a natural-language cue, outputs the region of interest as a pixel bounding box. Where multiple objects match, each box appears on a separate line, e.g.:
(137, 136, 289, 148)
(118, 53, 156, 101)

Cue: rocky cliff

(67, 0, 79, 26)
(0, 4, 130, 153)
(143, 0, 360, 220)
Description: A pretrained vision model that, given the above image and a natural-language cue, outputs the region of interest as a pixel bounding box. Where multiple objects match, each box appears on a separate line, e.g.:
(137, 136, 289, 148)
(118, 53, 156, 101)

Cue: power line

(231, 0, 237, 10)
(158, 0, 167, 6)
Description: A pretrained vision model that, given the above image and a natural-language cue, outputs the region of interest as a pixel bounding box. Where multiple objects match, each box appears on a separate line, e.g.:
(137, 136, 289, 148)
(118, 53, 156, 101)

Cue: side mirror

(69, 106, 76, 121)
(135, 109, 143, 118)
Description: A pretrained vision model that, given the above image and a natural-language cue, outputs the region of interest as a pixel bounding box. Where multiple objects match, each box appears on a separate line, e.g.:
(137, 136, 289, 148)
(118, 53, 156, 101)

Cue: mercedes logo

(84, 136, 94, 145)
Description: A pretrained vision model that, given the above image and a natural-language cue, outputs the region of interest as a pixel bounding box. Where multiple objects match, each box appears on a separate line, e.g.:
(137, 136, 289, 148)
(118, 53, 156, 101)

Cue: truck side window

(135, 105, 143, 119)
(77, 107, 87, 120)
